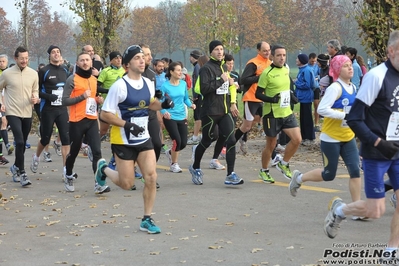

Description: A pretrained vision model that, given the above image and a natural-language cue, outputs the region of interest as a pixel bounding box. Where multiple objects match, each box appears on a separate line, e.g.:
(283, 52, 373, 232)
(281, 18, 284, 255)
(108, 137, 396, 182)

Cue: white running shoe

(170, 163, 182, 173)
(209, 159, 225, 170)
(271, 154, 282, 167)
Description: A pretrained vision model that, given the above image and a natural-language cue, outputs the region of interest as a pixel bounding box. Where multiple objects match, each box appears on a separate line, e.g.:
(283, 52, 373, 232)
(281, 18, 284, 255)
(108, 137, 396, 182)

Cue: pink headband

(329, 55, 351, 82)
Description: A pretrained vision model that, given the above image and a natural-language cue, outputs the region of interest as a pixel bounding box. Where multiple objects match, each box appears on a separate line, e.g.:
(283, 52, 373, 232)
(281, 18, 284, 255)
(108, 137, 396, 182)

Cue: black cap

(209, 40, 223, 54)
(109, 51, 122, 61)
(190, 50, 202, 60)
(122, 45, 143, 65)
(47, 45, 61, 55)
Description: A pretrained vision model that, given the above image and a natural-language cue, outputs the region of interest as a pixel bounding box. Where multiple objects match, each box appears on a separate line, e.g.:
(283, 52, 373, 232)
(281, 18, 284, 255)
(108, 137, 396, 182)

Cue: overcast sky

(2, 0, 185, 24)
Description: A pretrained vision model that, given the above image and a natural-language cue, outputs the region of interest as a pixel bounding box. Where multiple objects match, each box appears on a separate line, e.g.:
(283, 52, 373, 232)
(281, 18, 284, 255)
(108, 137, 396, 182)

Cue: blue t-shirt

(160, 80, 192, 121)
(155, 72, 167, 91)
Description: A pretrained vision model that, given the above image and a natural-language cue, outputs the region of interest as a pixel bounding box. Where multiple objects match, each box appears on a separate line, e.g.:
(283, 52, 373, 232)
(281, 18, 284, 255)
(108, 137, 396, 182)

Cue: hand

(270, 94, 280, 103)
(96, 95, 104, 104)
(0, 105, 5, 112)
(49, 94, 58, 102)
(163, 112, 171, 120)
(124, 122, 144, 137)
(162, 98, 174, 109)
(84, 90, 91, 98)
(220, 73, 228, 82)
(91, 68, 99, 76)
(230, 103, 239, 117)
(31, 94, 39, 104)
(155, 90, 162, 100)
(228, 78, 235, 86)
(376, 139, 399, 159)
(191, 104, 196, 110)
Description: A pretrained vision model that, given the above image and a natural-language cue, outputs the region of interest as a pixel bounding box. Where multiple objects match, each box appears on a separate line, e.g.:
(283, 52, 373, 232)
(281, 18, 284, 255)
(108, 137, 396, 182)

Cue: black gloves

(161, 97, 174, 109)
(268, 94, 280, 103)
(124, 122, 144, 137)
(376, 139, 399, 159)
(155, 90, 162, 100)
(48, 94, 59, 102)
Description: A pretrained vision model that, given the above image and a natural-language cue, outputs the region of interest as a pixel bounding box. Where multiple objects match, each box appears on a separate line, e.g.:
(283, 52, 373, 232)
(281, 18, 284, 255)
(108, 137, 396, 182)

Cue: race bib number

(129, 116, 150, 140)
(51, 89, 63, 106)
(216, 81, 229, 95)
(341, 106, 351, 127)
(280, 90, 290, 108)
(386, 111, 399, 141)
(86, 98, 97, 116)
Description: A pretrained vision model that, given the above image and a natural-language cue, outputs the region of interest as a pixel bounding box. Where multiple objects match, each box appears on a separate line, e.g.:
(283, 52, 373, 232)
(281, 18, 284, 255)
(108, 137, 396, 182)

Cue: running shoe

(170, 163, 182, 173)
(30, 154, 39, 173)
(95, 158, 107, 186)
(289, 170, 302, 197)
(275, 144, 286, 153)
(10, 164, 20, 182)
(224, 172, 244, 185)
(165, 149, 172, 165)
(6, 143, 14, 155)
(94, 183, 110, 194)
(258, 170, 275, 183)
(276, 161, 292, 179)
(108, 155, 116, 170)
(161, 144, 169, 154)
(140, 217, 161, 234)
(20, 172, 32, 187)
(64, 175, 75, 192)
(0, 155, 9, 165)
(53, 140, 62, 156)
(43, 151, 52, 162)
(209, 159, 225, 170)
(324, 197, 345, 239)
(239, 139, 248, 155)
(25, 142, 31, 149)
(187, 136, 200, 145)
(189, 164, 203, 185)
(271, 154, 282, 167)
(87, 146, 93, 162)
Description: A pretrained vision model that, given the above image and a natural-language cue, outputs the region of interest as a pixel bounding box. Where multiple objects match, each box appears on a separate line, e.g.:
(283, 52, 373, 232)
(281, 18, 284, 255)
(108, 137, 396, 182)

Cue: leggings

(7, 116, 32, 172)
(65, 118, 101, 175)
(148, 116, 162, 162)
(163, 118, 188, 152)
(193, 114, 236, 175)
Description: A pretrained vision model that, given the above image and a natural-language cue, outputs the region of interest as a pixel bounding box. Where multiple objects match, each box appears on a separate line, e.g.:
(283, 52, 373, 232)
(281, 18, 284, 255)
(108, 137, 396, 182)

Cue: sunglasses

(123, 45, 142, 58)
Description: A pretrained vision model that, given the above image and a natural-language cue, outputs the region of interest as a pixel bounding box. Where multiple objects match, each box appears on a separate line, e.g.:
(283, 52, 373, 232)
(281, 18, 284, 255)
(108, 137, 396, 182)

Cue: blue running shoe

(140, 217, 161, 234)
(224, 172, 244, 185)
(108, 155, 116, 170)
(95, 158, 107, 186)
(189, 164, 203, 185)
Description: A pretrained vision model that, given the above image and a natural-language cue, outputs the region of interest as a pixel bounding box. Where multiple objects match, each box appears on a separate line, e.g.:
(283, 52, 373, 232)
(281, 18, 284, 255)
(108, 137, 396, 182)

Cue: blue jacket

(295, 64, 315, 103)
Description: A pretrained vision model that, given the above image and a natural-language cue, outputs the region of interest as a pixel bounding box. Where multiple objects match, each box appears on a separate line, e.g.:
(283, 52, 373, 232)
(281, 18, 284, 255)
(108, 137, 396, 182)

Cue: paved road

(0, 133, 395, 266)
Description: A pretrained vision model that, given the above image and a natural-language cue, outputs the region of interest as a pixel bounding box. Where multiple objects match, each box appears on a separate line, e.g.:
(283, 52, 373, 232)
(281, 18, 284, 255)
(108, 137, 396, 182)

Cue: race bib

(280, 90, 290, 108)
(51, 89, 63, 106)
(129, 116, 150, 140)
(216, 81, 229, 95)
(386, 111, 399, 141)
(341, 106, 351, 128)
(86, 98, 97, 116)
